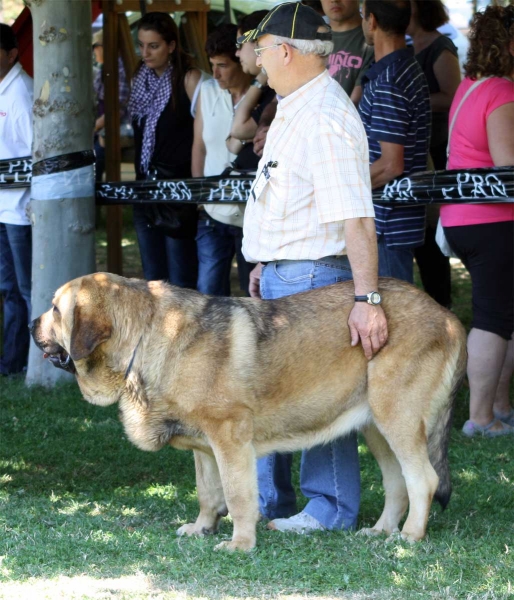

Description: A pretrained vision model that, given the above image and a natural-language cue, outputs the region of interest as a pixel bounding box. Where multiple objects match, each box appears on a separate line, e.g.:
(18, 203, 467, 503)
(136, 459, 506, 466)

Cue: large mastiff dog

(31, 273, 467, 551)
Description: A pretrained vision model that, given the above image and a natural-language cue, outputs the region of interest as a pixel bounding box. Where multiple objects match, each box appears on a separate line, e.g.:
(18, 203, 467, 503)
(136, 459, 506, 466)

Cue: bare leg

(467, 328, 509, 431)
(493, 335, 514, 417)
(176, 449, 227, 537)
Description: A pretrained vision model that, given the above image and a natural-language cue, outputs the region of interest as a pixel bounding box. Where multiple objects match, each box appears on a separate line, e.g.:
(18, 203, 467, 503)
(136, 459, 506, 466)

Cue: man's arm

(230, 72, 268, 141)
(349, 85, 363, 107)
(431, 50, 461, 112)
(191, 94, 206, 178)
(369, 141, 404, 189)
(345, 217, 388, 360)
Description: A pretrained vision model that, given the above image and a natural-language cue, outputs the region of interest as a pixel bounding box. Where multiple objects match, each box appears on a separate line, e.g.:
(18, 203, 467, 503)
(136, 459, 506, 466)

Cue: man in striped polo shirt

(360, 0, 431, 282)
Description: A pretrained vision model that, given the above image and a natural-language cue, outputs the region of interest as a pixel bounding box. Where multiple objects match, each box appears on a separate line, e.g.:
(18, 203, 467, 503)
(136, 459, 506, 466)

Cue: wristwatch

(355, 291, 382, 305)
(251, 79, 264, 89)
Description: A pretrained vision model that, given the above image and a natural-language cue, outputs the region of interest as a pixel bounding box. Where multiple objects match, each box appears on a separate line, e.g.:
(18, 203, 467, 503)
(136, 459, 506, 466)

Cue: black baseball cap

(0, 24, 18, 52)
(237, 2, 332, 45)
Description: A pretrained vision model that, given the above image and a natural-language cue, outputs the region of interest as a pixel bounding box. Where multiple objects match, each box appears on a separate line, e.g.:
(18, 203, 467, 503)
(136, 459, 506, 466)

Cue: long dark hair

(136, 12, 193, 102)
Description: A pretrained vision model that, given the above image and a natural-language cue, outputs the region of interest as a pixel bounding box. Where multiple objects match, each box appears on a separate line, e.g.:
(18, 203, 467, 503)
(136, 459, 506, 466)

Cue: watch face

(369, 292, 381, 305)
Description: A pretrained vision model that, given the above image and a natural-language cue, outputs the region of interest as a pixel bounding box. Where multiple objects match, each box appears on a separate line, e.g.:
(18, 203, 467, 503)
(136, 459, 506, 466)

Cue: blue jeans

(133, 204, 198, 288)
(377, 235, 414, 283)
(0, 223, 32, 375)
(196, 214, 252, 296)
(258, 256, 361, 530)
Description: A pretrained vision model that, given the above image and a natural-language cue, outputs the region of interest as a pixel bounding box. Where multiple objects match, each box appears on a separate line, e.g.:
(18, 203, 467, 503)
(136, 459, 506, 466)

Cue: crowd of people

(1, 0, 513, 535)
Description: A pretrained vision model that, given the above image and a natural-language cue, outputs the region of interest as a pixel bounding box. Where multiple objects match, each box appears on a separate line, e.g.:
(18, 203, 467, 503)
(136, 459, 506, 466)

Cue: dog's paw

(385, 530, 408, 544)
(357, 527, 387, 537)
(399, 530, 423, 544)
(176, 523, 205, 537)
(214, 538, 255, 552)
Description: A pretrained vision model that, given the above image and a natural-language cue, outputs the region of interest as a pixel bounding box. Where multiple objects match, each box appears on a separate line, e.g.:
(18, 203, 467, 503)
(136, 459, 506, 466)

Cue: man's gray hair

(273, 35, 334, 57)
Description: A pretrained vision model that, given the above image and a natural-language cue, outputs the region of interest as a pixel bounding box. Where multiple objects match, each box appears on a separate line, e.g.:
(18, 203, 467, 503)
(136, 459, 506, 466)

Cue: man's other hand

(253, 126, 270, 157)
(348, 303, 388, 360)
(249, 263, 263, 299)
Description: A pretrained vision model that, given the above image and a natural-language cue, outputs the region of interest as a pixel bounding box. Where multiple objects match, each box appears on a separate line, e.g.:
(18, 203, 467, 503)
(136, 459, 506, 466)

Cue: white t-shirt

(199, 78, 236, 177)
(0, 62, 33, 225)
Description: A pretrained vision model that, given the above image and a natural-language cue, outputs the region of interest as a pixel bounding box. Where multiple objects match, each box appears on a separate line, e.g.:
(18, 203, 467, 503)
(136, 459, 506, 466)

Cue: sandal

(462, 419, 514, 438)
(493, 409, 514, 427)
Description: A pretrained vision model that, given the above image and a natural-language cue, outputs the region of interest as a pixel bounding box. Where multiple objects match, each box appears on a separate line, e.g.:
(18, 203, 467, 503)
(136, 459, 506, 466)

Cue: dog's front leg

(208, 424, 259, 552)
(177, 449, 228, 537)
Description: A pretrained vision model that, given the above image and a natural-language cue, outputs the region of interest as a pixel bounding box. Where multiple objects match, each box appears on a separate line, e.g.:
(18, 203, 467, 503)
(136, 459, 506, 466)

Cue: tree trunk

(25, 0, 95, 386)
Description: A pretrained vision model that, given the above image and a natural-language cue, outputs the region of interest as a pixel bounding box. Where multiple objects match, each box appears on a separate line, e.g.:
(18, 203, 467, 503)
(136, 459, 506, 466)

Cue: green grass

(0, 230, 512, 599)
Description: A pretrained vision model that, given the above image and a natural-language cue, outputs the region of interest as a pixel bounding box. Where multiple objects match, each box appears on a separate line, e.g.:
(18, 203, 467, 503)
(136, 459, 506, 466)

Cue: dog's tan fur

(31, 273, 467, 550)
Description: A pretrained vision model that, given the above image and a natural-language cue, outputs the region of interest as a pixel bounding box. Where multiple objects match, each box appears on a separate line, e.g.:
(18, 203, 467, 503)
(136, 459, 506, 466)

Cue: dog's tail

(428, 333, 467, 510)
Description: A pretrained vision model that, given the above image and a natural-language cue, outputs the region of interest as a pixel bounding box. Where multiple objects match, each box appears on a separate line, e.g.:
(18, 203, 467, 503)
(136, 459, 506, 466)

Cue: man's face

(209, 54, 243, 89)
(235, 32, 260, 76)
(255, 34, 282, 92)
(321, 0, 360, 24)
(0, 48, 17, 81)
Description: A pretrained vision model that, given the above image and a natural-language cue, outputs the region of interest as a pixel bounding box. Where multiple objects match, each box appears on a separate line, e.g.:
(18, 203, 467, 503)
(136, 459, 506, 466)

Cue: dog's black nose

(28, 320, 36, 333)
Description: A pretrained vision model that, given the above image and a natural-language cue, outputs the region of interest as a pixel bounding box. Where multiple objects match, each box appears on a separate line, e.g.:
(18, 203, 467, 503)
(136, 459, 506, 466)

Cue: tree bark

(26, 0, 95, 386)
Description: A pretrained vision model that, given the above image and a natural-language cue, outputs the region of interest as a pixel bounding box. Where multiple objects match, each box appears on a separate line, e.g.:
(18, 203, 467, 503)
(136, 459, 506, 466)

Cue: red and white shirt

(0, 62, 33, 225)
(242, 70, 373, 264)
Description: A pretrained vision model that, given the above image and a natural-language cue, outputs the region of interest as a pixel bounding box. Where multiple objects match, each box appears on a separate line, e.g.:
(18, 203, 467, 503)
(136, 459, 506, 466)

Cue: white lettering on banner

(381, 177, 417, 201)
(152, 181, 192, 201)
(8, 159, 32, 174)
(443, 173, 509, 201)
(206, 179, 253, 203)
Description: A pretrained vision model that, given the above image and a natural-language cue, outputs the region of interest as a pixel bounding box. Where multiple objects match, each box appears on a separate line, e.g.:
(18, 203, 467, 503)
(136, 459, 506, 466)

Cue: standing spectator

(322, 0, 374, 104)
(128, 12, 201, 288)
(192, 24, 253, 296)
(92, 30, 131, 183)
(442, 4, 514, 437)
(0, 24, 33, 376)
(360, 0, 431, 283)
(408, 0, 461, 308)
(242, 3, 388, 534)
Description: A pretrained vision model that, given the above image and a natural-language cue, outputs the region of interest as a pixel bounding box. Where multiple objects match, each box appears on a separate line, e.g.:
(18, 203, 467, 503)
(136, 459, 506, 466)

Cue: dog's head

(30, 273, 116, 378)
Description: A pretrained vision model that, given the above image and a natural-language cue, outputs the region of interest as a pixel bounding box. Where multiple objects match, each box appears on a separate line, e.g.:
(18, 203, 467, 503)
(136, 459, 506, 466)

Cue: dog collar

(124, 336, 143, 380)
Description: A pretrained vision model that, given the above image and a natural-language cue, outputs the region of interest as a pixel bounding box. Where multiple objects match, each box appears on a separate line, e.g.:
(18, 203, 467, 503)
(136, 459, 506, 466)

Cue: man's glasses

(254, 43, 281, 57)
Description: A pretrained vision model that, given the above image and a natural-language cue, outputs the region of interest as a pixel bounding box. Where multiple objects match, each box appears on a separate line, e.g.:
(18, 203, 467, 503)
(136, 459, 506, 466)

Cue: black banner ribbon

(96, 167, 514, 205)
(1, 155, 513, 205)
(32, 150, 95, 177)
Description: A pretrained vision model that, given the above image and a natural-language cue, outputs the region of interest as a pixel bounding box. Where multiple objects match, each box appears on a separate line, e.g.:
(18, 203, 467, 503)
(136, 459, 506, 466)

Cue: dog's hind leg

(376, 420, 439, 543)
(359, 424, 408, 537)
(176, 449, 228, 538)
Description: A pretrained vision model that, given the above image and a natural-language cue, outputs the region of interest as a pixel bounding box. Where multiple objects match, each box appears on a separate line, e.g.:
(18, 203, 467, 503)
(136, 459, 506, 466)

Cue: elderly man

(241, 2, 388, 534)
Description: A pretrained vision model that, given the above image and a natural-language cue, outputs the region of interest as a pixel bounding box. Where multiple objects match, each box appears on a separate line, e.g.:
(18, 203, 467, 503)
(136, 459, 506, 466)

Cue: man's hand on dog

(348, 303, 388, 360)
(249, 263, 263, 299)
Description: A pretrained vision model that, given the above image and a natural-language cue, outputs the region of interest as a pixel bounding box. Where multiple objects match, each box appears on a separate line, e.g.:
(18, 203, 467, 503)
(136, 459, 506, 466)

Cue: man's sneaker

(267, 511, 326, 533)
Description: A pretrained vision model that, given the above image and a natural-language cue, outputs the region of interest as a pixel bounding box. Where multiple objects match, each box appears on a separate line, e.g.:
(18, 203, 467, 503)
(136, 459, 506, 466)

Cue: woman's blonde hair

(464, 4, 514, 80)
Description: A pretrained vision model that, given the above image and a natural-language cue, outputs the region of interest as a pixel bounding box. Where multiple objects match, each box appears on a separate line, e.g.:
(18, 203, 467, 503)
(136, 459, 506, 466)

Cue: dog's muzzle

(46, 351, 76, 374)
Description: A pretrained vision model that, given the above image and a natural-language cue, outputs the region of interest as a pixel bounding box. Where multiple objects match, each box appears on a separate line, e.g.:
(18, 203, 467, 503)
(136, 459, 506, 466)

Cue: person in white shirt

(241, 2, 388, 534)
(191, 24, 253, 296)
(0, 24, 33, 376)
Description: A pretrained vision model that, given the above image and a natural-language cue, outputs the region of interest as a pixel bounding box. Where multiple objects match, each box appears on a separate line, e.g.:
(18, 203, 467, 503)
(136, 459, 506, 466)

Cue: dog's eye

(52, 305, 60, 315)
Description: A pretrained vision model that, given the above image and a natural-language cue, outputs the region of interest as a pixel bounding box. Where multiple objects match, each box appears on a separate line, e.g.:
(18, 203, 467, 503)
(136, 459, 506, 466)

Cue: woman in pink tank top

(442, 5, 514, 438)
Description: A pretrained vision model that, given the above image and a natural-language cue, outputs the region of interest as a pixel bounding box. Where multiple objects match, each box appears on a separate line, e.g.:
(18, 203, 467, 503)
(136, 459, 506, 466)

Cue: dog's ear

(69, 301, 112, 361)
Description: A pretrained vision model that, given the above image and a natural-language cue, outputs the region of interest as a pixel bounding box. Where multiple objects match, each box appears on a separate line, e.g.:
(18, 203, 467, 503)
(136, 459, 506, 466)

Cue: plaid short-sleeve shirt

(242, 70, 374, 264)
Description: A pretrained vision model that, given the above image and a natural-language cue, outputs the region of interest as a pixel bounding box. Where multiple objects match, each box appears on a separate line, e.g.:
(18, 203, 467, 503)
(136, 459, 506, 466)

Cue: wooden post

(103, 0, 123, 275)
